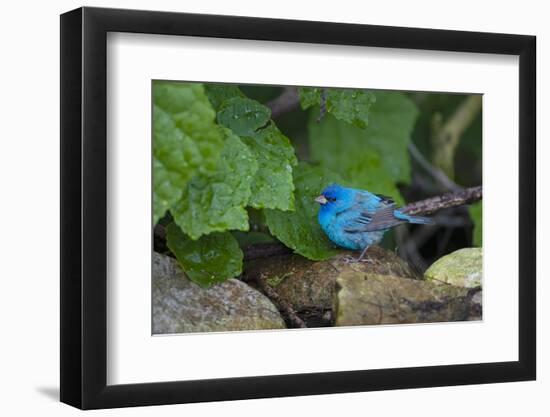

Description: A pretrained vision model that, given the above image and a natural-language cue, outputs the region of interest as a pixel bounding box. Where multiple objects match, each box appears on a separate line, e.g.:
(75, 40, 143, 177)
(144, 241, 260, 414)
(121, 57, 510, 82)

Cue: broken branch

(401, 186, 482, 216)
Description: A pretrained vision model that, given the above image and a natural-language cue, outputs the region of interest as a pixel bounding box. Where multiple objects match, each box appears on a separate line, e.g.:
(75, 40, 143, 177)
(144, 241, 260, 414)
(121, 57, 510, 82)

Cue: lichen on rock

(333, 271, 482, 326)
(424, 247, 482, 288)
(153, 252, 285, 334)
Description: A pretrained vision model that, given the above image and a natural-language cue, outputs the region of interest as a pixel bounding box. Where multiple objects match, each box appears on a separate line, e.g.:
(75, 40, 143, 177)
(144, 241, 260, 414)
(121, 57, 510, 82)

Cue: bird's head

(315, 184, 355, 216)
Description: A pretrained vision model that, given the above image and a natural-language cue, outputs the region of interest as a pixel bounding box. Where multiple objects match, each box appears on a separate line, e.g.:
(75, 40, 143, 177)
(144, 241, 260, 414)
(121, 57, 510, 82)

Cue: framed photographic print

(60, 6, 536, 409)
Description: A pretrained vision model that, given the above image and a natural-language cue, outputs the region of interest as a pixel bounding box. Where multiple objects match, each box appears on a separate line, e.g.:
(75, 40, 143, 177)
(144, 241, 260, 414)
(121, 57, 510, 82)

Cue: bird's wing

(374, 193, 395, 205)
(354, 190, 384, 211)
(343, 205, 404, 233)
(362, 205, 405, 231)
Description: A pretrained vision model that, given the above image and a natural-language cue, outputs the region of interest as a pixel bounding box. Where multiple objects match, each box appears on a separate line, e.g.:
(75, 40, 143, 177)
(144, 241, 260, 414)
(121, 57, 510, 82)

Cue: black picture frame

(60, 6, 536, 410)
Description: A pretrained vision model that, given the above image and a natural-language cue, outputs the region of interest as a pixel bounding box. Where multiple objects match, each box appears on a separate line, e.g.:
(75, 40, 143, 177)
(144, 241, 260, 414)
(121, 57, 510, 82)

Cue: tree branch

(408, 142, 462, 192)
(431, 95, 482, 178)
(255, 273, 307, 328)
(401, 186, 482, 216)
(266, 87, 300, 118)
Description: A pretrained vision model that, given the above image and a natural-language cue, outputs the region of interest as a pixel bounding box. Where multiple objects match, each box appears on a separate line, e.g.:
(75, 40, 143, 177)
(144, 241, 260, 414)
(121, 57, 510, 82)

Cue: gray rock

(153, 252, 286, 334)
(425, 248, 482, 288)
(334, 271, 482, 326)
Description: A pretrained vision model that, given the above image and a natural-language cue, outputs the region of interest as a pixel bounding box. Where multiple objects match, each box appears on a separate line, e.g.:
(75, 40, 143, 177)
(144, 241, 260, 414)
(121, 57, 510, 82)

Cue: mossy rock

(243, 246, 418, 316)
(425, 248, 482, 288)
(334, 271, 482, 326)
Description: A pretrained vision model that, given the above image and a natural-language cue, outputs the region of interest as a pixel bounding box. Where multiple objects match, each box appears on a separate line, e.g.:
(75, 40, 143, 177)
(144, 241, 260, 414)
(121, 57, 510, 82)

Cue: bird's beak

(315, 195, 328, 205)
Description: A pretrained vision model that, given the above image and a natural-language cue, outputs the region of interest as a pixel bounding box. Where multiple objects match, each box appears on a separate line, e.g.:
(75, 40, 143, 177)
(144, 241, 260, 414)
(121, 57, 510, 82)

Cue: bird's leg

(356, 245, 371, 263)
(342, 246, 372, 264)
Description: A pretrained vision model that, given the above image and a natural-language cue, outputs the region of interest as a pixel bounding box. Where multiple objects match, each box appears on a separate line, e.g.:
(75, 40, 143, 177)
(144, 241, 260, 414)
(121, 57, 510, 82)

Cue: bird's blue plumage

(316, 184, 433, 255)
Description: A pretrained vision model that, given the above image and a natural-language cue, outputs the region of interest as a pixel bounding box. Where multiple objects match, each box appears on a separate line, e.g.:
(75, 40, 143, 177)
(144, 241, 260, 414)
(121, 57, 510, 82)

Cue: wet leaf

(217, 97, 271, 137)
(171, 129, 258, 240)
(264, 163, 343, 260)
(240, 124, 297, 210)
(212, 91, 297, 211)
(152, 81, 223, 223)
(166, 223, 243, 287)
(299, 87, 376, 128)
(204, 84, 244, 110)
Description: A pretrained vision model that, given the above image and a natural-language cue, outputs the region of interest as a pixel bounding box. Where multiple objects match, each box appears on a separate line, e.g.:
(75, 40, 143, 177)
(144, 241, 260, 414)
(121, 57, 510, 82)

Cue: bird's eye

(327, 196, 336, 202)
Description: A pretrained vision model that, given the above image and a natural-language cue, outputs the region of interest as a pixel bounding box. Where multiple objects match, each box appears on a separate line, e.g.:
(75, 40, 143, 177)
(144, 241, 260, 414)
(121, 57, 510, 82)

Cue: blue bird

(315, 184, 434, 262)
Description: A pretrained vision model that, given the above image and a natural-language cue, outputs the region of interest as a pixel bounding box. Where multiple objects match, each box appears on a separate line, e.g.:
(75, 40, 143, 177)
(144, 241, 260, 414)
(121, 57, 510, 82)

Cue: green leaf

(211, 90, 297, 211)
(217, 97, 271, 136)
(264, 163, 343, 260)
(366, 92, 419, 183)
(166, 223, 243, 287)
(299, 87, 376, 129)
(172, 128, 259, 240)
(308, 92, 419, 204)
(240, 123, 297, 210)
(153, 82, 223, 223)
(204, 84, 244, 110)
(469, 202, 482, 246)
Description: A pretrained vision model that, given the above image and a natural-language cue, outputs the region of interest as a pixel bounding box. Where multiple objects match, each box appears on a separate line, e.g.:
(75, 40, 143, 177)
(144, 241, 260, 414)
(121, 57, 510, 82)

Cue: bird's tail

(407, 215, 434, 225)
(394, 211, 434, 225)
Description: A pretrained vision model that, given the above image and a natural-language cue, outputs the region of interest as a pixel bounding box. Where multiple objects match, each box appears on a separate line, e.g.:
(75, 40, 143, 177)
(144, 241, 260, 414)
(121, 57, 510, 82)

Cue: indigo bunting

(315, 184, 433, 261)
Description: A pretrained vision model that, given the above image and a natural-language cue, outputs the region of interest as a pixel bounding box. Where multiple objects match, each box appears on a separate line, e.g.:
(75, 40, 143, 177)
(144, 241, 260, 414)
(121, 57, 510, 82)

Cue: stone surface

(243, 246, 418, 317)
(334, 271, 482, 326)
(424, 248, 482, 288)
(152, 252, 285, 334)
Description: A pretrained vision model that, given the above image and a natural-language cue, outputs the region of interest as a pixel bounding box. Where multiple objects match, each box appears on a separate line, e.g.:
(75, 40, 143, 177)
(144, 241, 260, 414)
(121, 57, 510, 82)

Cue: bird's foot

(342, 255, 357, 264)
(342, 254, 374, 264)
(357, 256, 374, 264)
